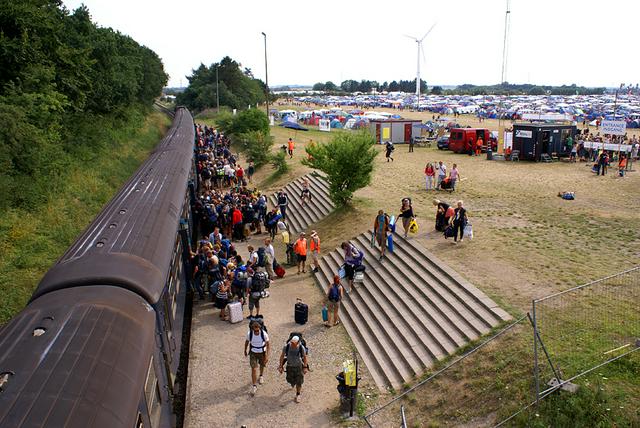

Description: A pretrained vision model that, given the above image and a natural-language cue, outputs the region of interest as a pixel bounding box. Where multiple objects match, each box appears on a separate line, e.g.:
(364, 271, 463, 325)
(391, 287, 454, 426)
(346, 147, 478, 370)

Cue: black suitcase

(294, 298, 308, 325)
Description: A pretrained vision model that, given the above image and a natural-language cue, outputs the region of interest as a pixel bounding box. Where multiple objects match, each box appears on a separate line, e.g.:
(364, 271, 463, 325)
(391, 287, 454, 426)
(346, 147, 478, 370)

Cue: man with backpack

(325, 275, 344, 327)
(249, 271, 269, 318)
(278, 335, 308, 403)
(244, 319, 270, 396)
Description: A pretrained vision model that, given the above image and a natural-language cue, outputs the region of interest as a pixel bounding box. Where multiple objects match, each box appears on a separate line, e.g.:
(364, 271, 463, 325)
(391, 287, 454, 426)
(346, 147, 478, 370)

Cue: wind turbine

(405, 23, 436, 110)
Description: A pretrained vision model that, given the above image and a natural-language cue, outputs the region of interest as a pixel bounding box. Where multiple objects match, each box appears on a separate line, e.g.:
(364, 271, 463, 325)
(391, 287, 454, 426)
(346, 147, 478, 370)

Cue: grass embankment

(0, 111, 171, 324)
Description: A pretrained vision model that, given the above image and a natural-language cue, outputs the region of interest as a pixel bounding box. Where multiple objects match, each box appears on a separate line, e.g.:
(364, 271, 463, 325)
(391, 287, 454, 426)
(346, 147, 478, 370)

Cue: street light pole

(261, 32, 270, 122)
(216, 64, 220, 112)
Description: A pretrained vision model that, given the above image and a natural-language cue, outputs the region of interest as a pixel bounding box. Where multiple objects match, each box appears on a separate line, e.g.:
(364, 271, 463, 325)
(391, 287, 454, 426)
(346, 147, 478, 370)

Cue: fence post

(532, 302, 540, 406)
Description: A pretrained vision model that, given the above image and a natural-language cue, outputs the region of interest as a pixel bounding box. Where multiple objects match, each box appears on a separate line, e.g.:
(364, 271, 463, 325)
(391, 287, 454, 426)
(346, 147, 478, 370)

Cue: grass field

(213, 107, 640, 426)
(0, 111, 171, 323)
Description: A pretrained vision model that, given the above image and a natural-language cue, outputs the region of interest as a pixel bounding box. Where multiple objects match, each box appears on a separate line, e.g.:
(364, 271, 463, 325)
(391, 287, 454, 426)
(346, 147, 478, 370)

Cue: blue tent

(278, 122, 309, 131)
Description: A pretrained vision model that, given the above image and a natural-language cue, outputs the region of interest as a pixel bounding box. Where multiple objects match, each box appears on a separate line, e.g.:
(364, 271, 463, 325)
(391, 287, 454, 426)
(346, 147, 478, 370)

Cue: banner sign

(319, 119, 330, 132)
(600, 120, 626, 136)
(521, 113, 573, 121)
(582, 141, 631, 152)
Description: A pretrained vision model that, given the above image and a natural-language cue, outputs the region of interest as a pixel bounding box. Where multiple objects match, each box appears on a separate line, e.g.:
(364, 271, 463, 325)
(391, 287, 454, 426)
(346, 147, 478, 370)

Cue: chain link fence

(532, 266, 640, 400)
(363, 266, 640, 427)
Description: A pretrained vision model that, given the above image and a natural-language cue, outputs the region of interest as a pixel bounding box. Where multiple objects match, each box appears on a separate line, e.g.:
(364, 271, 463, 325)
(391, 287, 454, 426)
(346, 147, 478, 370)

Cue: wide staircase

(313, 232, 512, 390)
(268, 172, 335, 234)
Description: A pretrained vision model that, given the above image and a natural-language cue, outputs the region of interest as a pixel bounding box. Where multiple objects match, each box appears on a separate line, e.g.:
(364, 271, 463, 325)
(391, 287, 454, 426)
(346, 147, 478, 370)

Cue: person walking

(288, 138, 295, 159)
(341, 241, 363, 293)
(408, 136, 415, 153)
(325, 275, 344, 327)
(277, 191, 289, 220)
(449, 163, 461, 191)
(452, 200, 468, 244)
(278, 336, 308, 403)
(247, 161, 255, 183)
(399, 198, 415, 238)
(425, 162, 435, 191)
(300, 178, 312, 206)
(309, 230, 320, 273)
(244, 320, 270, 396)
(294, 232, 308, 274)
(385, 141, 395, 162)
(436, 161, 447, 189)
(373, 210, 390, 260)
(263, 238, 276, 279)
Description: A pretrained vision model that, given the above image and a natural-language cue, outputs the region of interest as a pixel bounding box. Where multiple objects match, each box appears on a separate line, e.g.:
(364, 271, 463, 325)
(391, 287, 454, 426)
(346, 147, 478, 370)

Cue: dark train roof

(31, 108, 195, 304)
(0, 287, 155, 428)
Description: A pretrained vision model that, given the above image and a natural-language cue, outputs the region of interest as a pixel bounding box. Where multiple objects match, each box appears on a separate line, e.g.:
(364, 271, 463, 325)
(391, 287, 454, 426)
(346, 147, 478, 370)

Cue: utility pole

(216, 64, 220, 112)
(261, 32, 270, 122)
(498, 0, 511, 155)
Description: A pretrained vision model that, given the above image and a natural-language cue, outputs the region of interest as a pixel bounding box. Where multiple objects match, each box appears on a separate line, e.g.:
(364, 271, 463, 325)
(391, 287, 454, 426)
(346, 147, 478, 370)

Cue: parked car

(437, 135, 450, 150)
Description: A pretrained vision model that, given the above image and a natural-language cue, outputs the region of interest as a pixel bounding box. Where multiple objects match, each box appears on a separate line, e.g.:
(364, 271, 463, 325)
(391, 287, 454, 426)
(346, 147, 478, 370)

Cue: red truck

(447, 128, 497, 154)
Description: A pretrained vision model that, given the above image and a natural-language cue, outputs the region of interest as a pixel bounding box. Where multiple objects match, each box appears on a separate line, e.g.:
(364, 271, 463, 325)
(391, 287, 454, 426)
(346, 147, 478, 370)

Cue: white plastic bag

(463, 224, 473, 240)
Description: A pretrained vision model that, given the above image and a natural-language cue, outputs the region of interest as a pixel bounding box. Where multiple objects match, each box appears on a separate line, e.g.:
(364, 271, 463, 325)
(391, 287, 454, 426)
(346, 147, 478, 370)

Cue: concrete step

(313, 232, 511, 390)
(270, 174, 335, 234)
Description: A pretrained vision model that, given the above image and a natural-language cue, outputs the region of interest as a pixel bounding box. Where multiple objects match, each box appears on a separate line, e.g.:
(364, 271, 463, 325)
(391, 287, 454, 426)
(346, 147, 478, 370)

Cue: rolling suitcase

(322, 306, 328, 323)
(227, 301, 243, 324)
(294, 298, 308, 325)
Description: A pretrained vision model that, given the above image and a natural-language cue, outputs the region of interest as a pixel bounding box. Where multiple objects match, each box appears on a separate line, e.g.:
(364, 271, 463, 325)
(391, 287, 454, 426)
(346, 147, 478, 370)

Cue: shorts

(214, 296, 228, 310)
(297, 254, 307, 262)
(375, 232, 385, 246)
(311, 250, 319, 262)
(249, 352, 266, 369)
(328, 300, 340, 311)
(249, 295, 261, 310)
(344, 263, 355, 280)
(286, 365, 304, 387)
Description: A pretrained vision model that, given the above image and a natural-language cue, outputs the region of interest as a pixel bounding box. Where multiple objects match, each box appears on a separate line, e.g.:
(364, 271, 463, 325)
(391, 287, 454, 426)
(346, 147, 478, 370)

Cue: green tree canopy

(176, 57, 266, 111)
(302, 131, 378, 206)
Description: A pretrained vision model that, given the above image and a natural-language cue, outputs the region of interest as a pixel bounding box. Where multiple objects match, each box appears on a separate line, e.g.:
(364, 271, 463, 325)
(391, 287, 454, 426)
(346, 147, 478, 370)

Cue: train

(0, 107, 197, 428)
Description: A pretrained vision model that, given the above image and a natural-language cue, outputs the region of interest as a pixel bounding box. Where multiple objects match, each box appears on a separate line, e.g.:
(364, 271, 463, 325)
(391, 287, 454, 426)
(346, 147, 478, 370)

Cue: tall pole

(498, 0, 511, 155)
(216, 65, 220, 112)
(416, 41, 421, 111)
(261, 32, 270, 121)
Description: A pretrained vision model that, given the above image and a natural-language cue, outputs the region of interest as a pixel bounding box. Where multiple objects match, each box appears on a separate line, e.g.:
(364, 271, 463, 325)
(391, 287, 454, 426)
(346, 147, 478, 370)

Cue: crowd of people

(191, 123, 315, 402)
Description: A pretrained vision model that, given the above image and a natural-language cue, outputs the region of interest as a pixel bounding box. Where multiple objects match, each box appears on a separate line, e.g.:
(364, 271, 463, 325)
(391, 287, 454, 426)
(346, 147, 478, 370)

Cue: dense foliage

(0, 0, 168, 210)
(176, 57, 266, 112)
(302, 131, 378, 205)
(215, 109, 273, 167)
(313, 79, 427, 94)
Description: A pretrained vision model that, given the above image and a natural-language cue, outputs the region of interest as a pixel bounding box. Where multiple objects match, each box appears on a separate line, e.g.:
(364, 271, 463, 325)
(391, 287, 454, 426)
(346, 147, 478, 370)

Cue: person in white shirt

(264, 238, 276, 279)
(436, 161, 447, 189)
(244, 321, 270, 396)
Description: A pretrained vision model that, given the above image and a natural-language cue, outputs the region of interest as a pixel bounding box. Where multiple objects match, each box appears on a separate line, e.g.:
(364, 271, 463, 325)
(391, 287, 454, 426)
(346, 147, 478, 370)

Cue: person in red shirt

(424, 162, 435, 191)
(232, 206, 244, 242)
(236, 165, 244, 186)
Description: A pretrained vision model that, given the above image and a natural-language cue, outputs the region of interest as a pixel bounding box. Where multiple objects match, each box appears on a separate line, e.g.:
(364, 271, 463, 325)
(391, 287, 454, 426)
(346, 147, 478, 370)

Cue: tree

(312, 82, 326, 91)
(324, 81, 338, 92)
(340, 80, 359, 93)
(302, 131, 378, 206)
(430, 86, 443, 95)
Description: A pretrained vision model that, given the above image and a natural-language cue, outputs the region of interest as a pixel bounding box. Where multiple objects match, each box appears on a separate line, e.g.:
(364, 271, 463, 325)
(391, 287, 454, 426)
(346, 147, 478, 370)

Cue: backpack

(197, 254, 208, 273)
(251, 271, 269, 294)
(248, 316, 268, 352)
(257, 247, 266, 267)
(328, 284, 341, 302)
(283, 332, 307, 366)
(201, 168, 212, 179)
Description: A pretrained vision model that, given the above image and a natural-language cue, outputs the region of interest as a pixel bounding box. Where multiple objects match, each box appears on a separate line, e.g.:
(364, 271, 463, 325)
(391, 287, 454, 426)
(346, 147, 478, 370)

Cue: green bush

(302, 131, 378, 206)
(238, 130, 274, 167)
(270, 150, 289, 175)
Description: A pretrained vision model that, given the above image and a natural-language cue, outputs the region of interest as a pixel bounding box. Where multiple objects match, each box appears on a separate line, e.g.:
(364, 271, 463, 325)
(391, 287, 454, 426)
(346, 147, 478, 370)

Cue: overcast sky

(63, 0, 638, 89)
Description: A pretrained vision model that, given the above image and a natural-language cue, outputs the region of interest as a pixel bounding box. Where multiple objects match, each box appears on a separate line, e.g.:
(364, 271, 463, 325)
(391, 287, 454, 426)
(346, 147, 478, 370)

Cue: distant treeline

(177, 56, 267, 112)
(0, 0, 168, 210)
(308, 80, 605, 96)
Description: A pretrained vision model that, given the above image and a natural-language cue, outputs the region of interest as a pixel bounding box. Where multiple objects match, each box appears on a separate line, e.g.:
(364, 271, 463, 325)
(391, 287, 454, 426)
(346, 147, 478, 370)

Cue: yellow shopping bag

(408, 218, 419, 234)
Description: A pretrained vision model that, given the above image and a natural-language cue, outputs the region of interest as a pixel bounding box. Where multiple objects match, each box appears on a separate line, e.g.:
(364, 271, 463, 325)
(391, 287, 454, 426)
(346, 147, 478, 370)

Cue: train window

(144, 358, 161, 428)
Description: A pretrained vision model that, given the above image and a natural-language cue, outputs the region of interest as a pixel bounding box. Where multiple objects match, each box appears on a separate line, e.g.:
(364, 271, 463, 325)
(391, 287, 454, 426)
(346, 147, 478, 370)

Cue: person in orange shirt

(309, 230, 320, 273)
(475, 137, 483, 156)
(294, 232, 308, 274)
(288, 138, 295, 159)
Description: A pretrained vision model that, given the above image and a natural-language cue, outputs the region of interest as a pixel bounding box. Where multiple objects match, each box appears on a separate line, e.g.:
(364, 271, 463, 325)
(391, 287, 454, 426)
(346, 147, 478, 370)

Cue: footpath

(184, 241, 374, 427)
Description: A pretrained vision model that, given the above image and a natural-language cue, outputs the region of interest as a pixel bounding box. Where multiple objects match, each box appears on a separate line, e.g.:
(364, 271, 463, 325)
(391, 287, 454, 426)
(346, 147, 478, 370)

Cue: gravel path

(185, 238, 376, 428)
